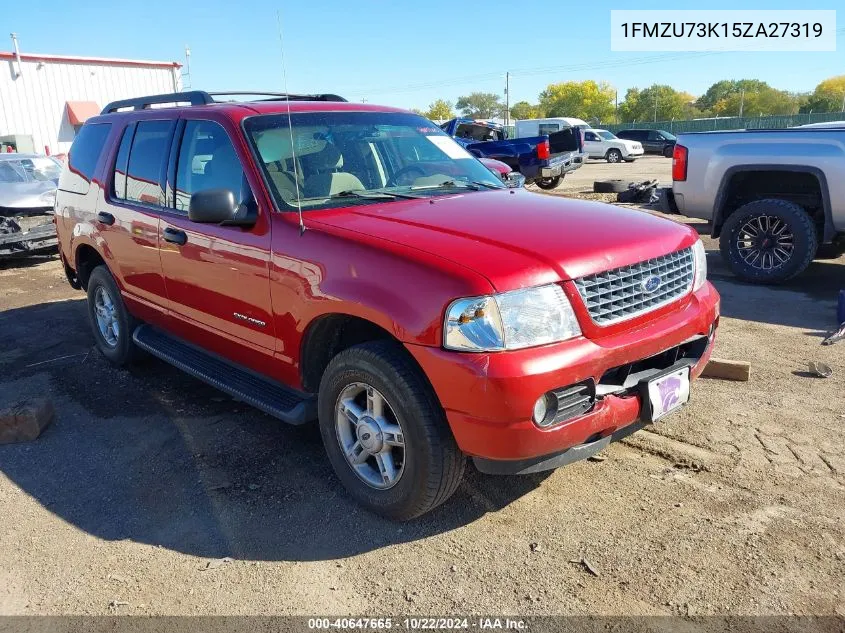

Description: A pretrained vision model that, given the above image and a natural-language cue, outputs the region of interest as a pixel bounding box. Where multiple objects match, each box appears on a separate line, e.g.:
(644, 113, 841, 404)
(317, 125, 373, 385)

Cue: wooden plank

(701, 358, 751, 382)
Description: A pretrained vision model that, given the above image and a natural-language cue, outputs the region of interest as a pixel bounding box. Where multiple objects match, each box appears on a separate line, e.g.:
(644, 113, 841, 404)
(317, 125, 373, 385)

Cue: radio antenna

(277, 9, 305, 236)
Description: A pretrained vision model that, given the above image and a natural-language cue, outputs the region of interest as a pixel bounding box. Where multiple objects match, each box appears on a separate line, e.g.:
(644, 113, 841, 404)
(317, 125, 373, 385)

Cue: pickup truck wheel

(606, 149, 623, 163)
(86, 265, 140, 366)
(719, 199, 817, 284)
(318, 340, 465, 520)
(535, 176, 561, 190)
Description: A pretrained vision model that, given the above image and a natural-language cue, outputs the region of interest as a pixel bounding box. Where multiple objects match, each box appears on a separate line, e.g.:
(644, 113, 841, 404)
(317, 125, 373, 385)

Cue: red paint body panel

(57, 99, 722, 464)
(408, 282, 719, 460)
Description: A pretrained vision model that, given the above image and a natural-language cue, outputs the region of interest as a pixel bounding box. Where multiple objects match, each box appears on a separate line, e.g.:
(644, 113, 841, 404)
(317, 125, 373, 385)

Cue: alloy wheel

(94, 286, 119, 347)
(735, 215, 795, 270)
(335, 382, 406, 489)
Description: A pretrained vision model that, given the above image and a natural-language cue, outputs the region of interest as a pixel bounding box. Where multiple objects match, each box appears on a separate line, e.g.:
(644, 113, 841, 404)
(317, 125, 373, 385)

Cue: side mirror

(188, 188, 256, 227)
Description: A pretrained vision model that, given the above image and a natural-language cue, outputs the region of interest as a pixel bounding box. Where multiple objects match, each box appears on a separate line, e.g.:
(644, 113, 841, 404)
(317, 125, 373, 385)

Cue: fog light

(532, 393, 555, 426)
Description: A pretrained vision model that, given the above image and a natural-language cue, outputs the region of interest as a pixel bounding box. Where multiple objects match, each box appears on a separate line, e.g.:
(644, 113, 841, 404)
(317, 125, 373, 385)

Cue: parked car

(672, 126, 845, 283)
(56, 90, 719, 520)
(583, 129, 644, 163)
(0, 153, 62, 259)
(440, 118, 583, 190)
(616, 129, 677, 157)
(479, 157, 525, 188)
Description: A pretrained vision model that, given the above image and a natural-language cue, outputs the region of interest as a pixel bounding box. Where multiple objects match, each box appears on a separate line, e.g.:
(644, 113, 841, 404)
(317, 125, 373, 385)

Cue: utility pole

(739, 89, 745, 117)
(654, 94, 658, 122)
(615, 90, 618, 123)
(504, 71, 510, 127)
(182, 46, 192, 90)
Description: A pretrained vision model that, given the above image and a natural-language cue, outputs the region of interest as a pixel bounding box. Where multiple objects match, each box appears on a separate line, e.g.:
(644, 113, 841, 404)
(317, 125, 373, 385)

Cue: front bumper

(407, 282, 719, 468)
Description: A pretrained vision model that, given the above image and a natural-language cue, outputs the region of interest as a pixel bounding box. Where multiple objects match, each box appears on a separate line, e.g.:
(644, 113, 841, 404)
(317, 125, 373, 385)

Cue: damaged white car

(0, 154, 61, 260)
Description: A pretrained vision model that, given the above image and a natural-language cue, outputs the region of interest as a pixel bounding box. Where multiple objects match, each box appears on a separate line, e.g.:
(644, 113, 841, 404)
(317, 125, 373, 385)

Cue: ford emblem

(642, 275, 661, 294)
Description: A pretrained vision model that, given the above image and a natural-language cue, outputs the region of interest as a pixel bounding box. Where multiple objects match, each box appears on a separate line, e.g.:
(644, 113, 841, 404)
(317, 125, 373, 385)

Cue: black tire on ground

(606, 149, 623, 163)
(663, 145, 674, 158)
(86, 265, 141, 365)
(593, 179, 633, 193)
(317, 340, 466, 520)
(719, 198, 818, 284)
(535, 176, 562, 190)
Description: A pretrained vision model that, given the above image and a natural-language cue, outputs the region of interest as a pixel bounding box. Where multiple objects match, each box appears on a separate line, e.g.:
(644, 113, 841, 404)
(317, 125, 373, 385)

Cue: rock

(450, 565, 458, 572)
(529, 542, 541, 553)
(202, 557, 233, 571)
(0, 399, 54, 444)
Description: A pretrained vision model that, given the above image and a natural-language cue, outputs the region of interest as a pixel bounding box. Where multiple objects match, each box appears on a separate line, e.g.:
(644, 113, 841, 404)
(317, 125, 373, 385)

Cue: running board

(132, 325, 315, 425)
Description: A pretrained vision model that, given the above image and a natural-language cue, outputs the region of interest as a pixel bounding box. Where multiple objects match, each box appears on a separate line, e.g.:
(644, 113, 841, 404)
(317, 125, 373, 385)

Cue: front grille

(574, 248, 694, 325)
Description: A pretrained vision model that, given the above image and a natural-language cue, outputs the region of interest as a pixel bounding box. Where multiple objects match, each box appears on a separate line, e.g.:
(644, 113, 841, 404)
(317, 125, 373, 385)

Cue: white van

(515, 117, 590, 138)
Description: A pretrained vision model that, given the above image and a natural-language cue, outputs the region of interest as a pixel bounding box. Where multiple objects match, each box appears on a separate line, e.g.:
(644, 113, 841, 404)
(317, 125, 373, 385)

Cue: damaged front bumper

(0, 210, 57, 259)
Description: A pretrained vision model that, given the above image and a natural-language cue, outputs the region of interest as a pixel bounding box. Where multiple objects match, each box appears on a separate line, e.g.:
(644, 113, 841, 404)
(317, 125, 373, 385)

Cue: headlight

(692, 239, 707, 291)
(444, 283, 581, 351)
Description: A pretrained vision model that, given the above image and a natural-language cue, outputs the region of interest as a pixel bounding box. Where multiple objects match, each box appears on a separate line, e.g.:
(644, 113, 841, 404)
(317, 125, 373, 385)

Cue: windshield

(0, 157, 62, 184)
(659, 130, 677, 141)
(597, 130, 617, 140)
(244, 112, 504, 211)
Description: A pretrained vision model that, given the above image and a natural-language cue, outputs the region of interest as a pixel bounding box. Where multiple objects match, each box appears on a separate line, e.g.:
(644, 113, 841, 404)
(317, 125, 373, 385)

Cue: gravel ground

(1, 163, 844, 617)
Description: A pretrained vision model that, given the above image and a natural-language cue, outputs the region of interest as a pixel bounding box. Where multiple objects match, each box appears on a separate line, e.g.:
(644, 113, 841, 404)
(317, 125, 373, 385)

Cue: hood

(0, 180, 56, 209)
(616, 139, 642, 150)
(312, 190, 697, 291)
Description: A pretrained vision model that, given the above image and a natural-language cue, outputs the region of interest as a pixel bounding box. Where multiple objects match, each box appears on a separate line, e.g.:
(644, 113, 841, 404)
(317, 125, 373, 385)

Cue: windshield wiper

(299, 189, 421, 202)
(411, 180, 503, 192)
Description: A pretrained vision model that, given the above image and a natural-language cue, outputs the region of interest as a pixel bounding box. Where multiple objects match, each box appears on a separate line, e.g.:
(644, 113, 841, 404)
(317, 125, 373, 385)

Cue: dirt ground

(1, 158, 844, 618)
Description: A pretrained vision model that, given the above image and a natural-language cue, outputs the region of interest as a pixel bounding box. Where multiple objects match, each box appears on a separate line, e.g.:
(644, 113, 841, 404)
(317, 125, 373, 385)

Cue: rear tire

(719, 198, 817, 284)
(535, 176, 562, 190)
(606, 149, 623, 163)
(317, 340, 465, 520)
(86, 265, 140, 366)
(663, 145, 674, 158)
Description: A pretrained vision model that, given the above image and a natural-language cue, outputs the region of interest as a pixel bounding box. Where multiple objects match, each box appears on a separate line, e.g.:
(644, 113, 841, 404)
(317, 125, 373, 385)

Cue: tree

(802, 75, 845, 113)
(422, 99, 455, 121)
(538, 80, 615, 123)
(618, 85, 691, 122)
(455, 92, 505, 118)
(509, 101, 543, 120)
(697, 79, 800, 117)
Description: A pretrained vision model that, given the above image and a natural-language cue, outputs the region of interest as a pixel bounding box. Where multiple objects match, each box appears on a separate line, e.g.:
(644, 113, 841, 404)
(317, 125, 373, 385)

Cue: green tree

(618, 85, 691, 122)
(801, 75, 845, 113)
(455, 92, 505, 118)
(697, 79, 801, 117)
(538, 80, 615, 122)
(509, 101, 542, 120)
(696, 80, 768, 112)
(420, 99, 455, 120)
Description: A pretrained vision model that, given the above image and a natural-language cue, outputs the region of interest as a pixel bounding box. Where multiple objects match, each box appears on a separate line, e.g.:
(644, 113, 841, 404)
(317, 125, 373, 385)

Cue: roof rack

(100, 90, 347, 114)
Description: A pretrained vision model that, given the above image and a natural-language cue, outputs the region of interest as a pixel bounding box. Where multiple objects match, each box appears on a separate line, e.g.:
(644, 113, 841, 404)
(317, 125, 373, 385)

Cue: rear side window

(125, 120, 174, 207)
(59, 123, 111, 194)
(112, 124, 134, 200)
(175, 120, 247, 212)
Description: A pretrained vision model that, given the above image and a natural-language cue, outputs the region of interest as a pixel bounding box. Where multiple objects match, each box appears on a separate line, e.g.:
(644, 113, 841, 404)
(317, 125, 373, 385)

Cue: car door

(99, 119, 173, 319)
(158, 116, 275, 355)
(646, 130, 665, 153)
(583, 130, 603, 157)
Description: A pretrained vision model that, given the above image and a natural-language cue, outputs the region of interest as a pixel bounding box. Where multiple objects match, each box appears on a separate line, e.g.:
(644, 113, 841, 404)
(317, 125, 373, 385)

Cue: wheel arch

(711, 165, 833, 242)
(74, 242, 109, 290)
(299, 312, 434, 396)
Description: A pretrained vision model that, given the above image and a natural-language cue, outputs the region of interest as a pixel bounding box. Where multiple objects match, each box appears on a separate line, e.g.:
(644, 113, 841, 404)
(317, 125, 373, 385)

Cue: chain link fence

(603, 111, 845, 134)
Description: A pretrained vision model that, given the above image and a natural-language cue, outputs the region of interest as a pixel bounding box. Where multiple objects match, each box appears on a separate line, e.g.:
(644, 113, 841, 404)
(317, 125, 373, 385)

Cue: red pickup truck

(55, 91, 719, 520)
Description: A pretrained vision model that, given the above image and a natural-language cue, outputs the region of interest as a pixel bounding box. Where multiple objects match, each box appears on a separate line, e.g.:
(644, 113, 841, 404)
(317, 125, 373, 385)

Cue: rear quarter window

(59, 123, 112, 195)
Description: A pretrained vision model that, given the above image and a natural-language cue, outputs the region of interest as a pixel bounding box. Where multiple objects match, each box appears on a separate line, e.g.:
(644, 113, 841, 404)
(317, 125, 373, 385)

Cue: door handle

(162, 227, 187, 246)
(96, 211, 115, 226)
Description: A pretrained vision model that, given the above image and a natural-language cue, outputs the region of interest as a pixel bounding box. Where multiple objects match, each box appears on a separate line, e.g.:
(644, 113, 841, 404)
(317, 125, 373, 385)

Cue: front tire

(719, 198, 817, 284)
(86, 265, 140, 365)
(663, 145, 674, 158)
(606, 149, 623, 163)
(535, 176, 561, 190)
(318, 341, 465, 520)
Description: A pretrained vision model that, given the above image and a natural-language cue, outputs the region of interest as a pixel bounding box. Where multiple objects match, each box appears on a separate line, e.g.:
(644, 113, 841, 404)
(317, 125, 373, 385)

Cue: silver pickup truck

(671, 126, 845, 283)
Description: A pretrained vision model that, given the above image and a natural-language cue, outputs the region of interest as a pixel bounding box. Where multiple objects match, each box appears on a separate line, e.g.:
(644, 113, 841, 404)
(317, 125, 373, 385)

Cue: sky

(6, 0, 843, 111)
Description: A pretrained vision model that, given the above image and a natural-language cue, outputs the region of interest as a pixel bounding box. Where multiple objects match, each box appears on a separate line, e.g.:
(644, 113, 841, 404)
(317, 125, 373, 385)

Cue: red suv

(55, 91, 719, 519)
